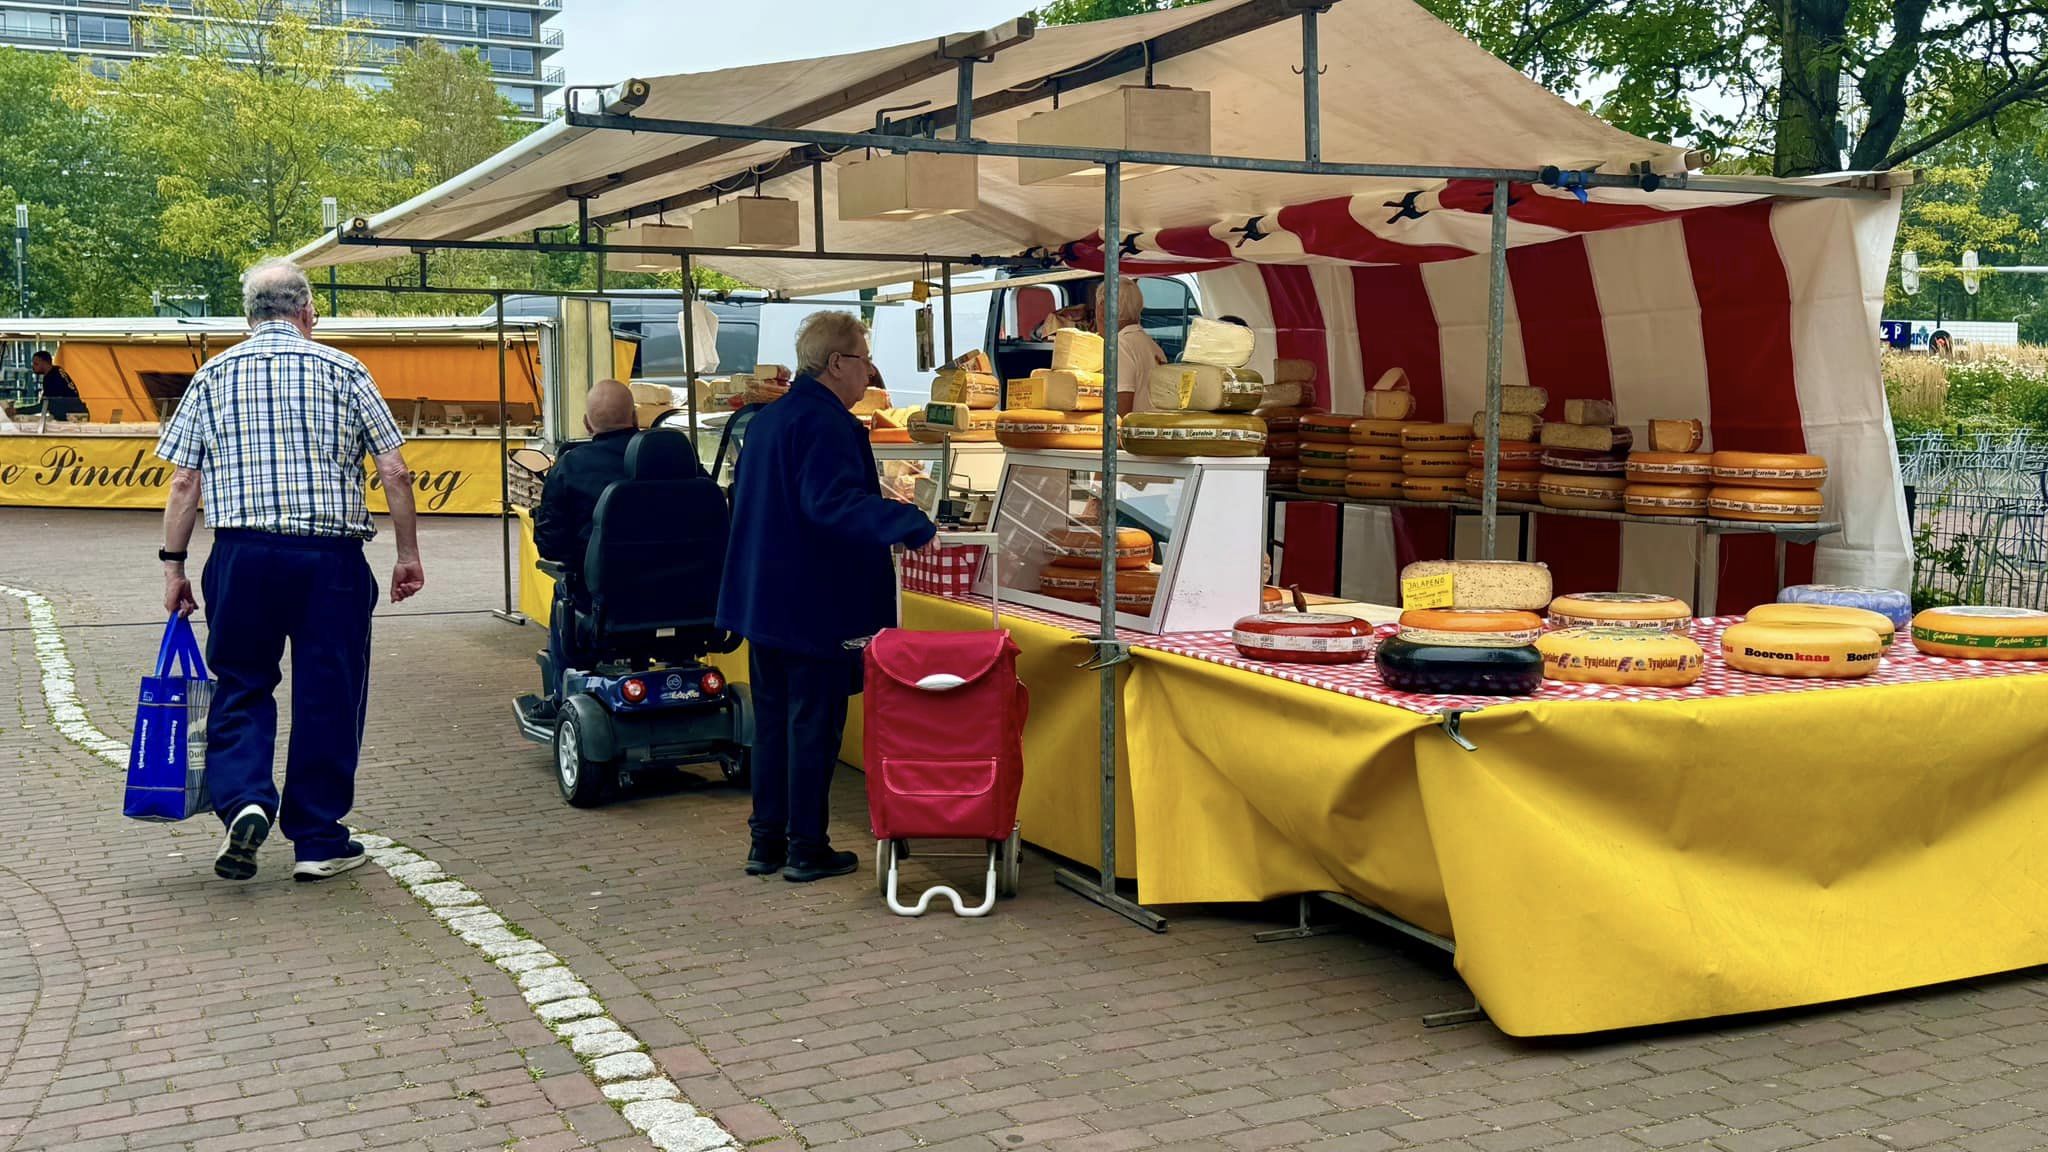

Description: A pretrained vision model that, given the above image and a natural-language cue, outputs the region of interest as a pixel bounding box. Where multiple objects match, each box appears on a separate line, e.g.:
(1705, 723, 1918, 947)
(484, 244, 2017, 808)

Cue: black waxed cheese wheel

(1373, 635, 1543, 696)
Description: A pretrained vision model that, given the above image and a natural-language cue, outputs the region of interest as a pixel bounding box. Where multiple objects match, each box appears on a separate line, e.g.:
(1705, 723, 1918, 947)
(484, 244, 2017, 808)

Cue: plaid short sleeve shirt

(156, 320, 405, 539)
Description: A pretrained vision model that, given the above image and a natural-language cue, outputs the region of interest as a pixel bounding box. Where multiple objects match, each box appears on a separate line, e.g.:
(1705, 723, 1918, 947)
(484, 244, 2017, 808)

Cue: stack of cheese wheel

(1232, 588, 1376, 664)
(996, 330, 1104, 452)
(1536, 399, 1631, 512)
(1297, 413, 1359, 497)
(1624, 418, 1711, 516)
(1038, 527, 1152, 605)
(1128, 318, 1268, 457)
(1401, 422, 1474, 502)
(1258, 402, 1316, 489)
(1910, 606, 2048, 660)
(1110, 566, 1163, 616)
(1709, 448, 1828, 523)
(1779, 584, 1913, 631)
(1547, 592, 1692, 633)
(1461, 386, 1548, 502)
(1537, 627, 1707, 687)
(1377, 562, 1551, 694)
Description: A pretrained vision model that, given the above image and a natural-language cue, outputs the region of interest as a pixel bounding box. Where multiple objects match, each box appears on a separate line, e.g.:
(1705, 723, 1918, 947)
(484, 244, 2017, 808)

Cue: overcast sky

(551, 0, 1029, 88)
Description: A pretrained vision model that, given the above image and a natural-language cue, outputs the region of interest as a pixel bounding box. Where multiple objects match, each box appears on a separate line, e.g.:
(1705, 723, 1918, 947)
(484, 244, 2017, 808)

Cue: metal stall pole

(941, 261, 955, 362)
(1054, 160, 1165, 933)
(1300, 6, 1322, 163)
(1479, 179, 1509, 559)
(680, 254, 700, 456)
(492, 291, 525, 625)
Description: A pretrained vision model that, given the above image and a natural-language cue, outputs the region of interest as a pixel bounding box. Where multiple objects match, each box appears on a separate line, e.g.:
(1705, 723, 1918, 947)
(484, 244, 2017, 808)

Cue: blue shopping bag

(123, 615, 213, 822)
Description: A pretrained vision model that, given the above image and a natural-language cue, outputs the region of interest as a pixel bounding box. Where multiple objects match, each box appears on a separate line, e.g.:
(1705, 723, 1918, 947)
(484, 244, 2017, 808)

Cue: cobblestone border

(0, 584, 740, 1152)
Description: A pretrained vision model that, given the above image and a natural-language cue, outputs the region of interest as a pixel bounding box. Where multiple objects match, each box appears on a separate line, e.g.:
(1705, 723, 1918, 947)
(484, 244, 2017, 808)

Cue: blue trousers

(747, 645, 857, 856)
(201, 530, 377, 862)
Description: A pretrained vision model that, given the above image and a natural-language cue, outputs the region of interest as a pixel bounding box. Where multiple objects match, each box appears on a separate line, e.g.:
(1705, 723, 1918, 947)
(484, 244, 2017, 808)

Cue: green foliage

(1884, 349, 2048, 442)
(377, 40, 520, 188)
(1033, 0, 1203, 24)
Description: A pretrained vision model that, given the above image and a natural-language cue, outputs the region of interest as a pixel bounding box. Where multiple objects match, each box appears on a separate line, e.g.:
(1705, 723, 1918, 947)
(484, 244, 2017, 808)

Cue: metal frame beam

(337, 231, 1053, 271)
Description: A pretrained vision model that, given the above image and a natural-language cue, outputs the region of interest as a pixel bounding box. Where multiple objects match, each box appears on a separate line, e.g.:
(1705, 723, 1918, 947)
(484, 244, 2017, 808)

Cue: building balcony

(0, 24, 67, 45)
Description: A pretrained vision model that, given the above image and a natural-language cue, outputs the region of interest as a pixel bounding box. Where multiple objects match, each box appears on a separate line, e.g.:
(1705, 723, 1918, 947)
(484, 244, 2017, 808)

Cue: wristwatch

(158, 548, 188, 563)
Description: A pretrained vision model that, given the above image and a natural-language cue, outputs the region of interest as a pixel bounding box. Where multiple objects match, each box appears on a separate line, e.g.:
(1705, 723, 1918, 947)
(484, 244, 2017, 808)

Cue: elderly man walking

(155, 259, 425, 883)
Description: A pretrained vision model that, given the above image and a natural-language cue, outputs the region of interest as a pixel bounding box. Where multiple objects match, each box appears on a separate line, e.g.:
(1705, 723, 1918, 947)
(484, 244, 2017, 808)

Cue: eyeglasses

(833, 351, 872, 366)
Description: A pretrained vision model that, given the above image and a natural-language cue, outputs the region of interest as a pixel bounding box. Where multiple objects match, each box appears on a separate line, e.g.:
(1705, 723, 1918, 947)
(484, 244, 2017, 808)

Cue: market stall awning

(289, 0, 1703, 293)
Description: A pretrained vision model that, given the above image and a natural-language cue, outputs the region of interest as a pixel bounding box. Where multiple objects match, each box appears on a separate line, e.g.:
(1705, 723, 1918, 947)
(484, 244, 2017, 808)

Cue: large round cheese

(1265, 434, 1300, 460)
(1467, 440, 1546, 470)
(1708, 487, 1823, 523)
(1911, 606, 2048, 660)
(907, 408, 998, 443)
(1402, 476, 1466, 501)
(1624, 483, 1710, 516)
(1397, 608, 1544, 647)
(1120, 411, 1267, 458)
(1538, 473, 1626, 511)
(1548, 592, 1691, 631)
(1627, 451, 1714, 483)
(1374, 636, 1543, 696)
(1048, 527, 1152, 570)
(1465, 470, 1542, 501)
(1349, 419, 1414, 448)
(1039, 567, 1100, 603)
(1345, 472, 1404, 500)
(1779, 584, 1913, 630)
(995, 409, 1103, 451)
(1401, 450, 1468, 478)
(1298, 467, 1350, 496)
(1541, 448, 1629, 476)
(1401, 423, 1474, 451)
(1148, 363, 1265, 413)
(1712, 451, 1829, 490)
(1300, 413, 1361, 444)
(1230, 611, 1375, 664)
(1255, 405, 1320, 435)
(1721, 622, 1884, 678)
(1298, 442, 1353, 469)
(1745, 602, 1894, 646)
(1267, 460, 1302, 487)
(1346, 445, 1406, 472)
(1110, 568, 1161, 614)
(1537, 627, 1706, 687)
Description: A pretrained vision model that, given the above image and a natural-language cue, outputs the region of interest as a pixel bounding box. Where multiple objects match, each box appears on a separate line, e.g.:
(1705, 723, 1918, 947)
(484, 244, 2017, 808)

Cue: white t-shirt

(1110, 325, 1168, 413)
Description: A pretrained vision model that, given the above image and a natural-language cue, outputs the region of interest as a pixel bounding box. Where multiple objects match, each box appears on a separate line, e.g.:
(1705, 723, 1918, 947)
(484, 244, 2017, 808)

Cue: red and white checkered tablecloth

(900, 543, 988, 598)
(918, 594, 2048, 717)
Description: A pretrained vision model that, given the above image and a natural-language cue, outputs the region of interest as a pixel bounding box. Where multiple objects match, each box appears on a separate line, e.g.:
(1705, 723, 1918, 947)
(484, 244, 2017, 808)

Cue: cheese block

(930, 368, 1001, 409)
(1779, 585, 1913, 630)
(1374, 635, 1543, 696)
(1275, 358, 1317, 384)
(1255, 405, 1319, 434)
(1345, 472, 1405, 500)
(1262, 585, 1285, 609)
(1265, 435, 1300, 460)
(1148, 363, 1266, 413)
(754, 362, 792, 383)
(1181, 316, 1256, 368)
(1298, 468, 1350, 496)
(1402, 423, 1474, 451)
(1362, 389, 1416, 420)
(1346, 445, 1406, 472)
(1712, 451, 1829, 490)
(1470, 412, 1543, 443)
(1300, 413, 1361, 444)
(849, 387, 892, 417)
(1708, 487, 1823, 523)
(907, 408, 997, 444)
(1721, 621, 1884, 678)
(1623, 483, 1710, 516)
(1299, 442, 1353, 469)
(1111, 568, 1161, 615)
(1541, 423, 1633, 452)
(1011, 369, 1106, 412)
(1401, 450, 1468, 478)
(1627, 451, 1714, 483)
(1501, 385, 1549, 416)
(994, 409, 1103, 451)
(1399, 607, 1546, 638)
(743, 379, 791, 406)
(1465, 470, 1543, 501)
(869, 426, 912, 444)
(1548, 592, 1691, 632)
(1467, 440, 1545, 470)
(1745, 602, 1895, 646)
(1564, 398, 1617, 426)
(1261, 382, 1308, 410)
(1399, 560, 1553, 610)
(1120, 411, 1267, 458)
(1541, 448, 1629, 476)
(1911, 606, 2048, 660)
(1350, 418, 1415, 448)
(1039, 567, 1100, 603)
(1267, 460, 1302, 487)
(629, 381, 676, 406)
(1048, 526, 1152, 570)
(1538, 627, 1706, 687)
(1230, 611, 1375, 664)
(1538, 474, 1626, 511)
(634, 401, 679, 429)
(1648, 418, 1705, 453)
(1051, 328, 1104, 373)
(1402, 476, 1466, 501)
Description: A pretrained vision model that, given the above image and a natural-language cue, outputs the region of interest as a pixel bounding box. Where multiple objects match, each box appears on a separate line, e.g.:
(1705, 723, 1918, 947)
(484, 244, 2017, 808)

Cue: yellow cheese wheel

(1401, 450, 1469, 478)
(907, 408, 997, 444)
(994, 409, 1103, 451)
(1720, 621, 1884, 678)
(1110, 567, 1161, 614)
(1548, 592, 1691, 631)
(1626, 452, 1714, 484)
(1119, 411, 1267, 458)
(1538, 473, 1625, 511)
(1623, 483, 1710, 516)
(1911, 606, 2048, 660)
(1465, 470, 1543, 501)
(1468, 440, 1547, 470)
(1039, 567, 1101, 603)
(1349, 418, 1415, 448)
(1401, 423, 1475, 451)
(1712, 451, 1829, 490)
(1345, 472, 1404, 500)
(1402, 476, 1466, 501)
(1537, 627, 1706, 687)
(1298, 467, 1350, 496)
(1745, 602, 1895, 646)
(1298, 442, 1354, 468)
(1047, 527, 1153, 570)
(1300, 413, 1361, 444)
(1708, 487, 1823, 523)
(1346, 444, 1406, 472)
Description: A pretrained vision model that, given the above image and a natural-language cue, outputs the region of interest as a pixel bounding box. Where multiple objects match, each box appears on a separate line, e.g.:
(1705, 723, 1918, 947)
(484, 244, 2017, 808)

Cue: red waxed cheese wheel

(1300, 413, 1362, 443)
(1255, 405, 1320, 435)
(1540, 447, 1630, 476)
(1231, 611, 1376, 664)
(1467, 440, 1546, 470)
(1048, 527, 1152, 569)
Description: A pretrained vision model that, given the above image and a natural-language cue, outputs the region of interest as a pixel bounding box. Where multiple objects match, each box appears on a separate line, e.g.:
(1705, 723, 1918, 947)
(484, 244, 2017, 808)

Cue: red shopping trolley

(865, 532, 1028, 917)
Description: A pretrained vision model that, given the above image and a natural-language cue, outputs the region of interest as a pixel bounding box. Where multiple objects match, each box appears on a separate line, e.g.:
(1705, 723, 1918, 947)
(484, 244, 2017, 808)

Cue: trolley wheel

(554, 714, 612, 809)
(875, 838, 890, 895)
(997, 826, 1022, 897)
(721, 746, 751, 786)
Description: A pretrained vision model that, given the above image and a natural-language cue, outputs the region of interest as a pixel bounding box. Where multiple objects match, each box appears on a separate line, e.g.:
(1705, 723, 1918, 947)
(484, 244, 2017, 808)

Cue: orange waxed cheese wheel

(1347, 445, 1406, 471)
(1299, 467, 1350, 496)
(1300, 413, 1361, 443)
(1350, 419, 1414, 447)
(1711, 451, 1828, 490)
(1399, 608, 1544, 633)
(1624, 483, 1711, 515)
(1627, 451, 1714, 483)
(1346, 472, 1404, 500)
(1708, 486, 1824, 523)
(1048, 527, 1152, 569)
(994, 409, 1104, 451)
(1402, 476, 1466, 501)
(1401, 450, 1468, 478)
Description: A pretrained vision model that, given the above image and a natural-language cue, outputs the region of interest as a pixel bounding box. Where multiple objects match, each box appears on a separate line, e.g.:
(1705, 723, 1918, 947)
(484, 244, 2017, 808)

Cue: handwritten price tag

(1401, 572, 1454, 610)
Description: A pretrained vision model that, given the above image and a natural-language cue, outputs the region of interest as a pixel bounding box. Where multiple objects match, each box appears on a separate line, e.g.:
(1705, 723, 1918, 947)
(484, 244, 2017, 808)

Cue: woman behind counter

(1097, 276, 1168, 415)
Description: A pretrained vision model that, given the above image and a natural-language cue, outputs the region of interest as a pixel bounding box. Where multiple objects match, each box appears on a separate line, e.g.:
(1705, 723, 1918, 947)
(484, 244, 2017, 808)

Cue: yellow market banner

(0, 435, 504, 515)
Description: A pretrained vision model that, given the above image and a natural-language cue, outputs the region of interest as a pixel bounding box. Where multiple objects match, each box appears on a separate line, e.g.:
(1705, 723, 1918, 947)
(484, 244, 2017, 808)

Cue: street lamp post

(321, 197, 339, 314)
(13, 204, 26, 318)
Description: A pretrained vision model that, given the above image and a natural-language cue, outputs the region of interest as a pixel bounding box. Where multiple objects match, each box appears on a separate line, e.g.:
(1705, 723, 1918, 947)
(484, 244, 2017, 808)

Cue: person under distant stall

(31, 351, 85, 421)
(1097, 276, 1168, 415)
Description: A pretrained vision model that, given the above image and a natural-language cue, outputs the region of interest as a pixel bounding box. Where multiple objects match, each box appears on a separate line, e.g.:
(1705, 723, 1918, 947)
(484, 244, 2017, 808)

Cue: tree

(377, 40, 520, 188)
(1035, 0, 1203, 24)
(1887, 165, 2036, 322)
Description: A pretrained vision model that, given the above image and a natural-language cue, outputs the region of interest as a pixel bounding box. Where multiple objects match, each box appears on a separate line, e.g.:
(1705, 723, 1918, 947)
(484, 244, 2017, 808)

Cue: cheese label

(1402, 572, 1455, 610)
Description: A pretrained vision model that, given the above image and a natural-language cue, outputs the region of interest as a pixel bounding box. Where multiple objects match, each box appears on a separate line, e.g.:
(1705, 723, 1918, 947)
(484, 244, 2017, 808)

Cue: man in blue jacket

(718, 312, 936, 882)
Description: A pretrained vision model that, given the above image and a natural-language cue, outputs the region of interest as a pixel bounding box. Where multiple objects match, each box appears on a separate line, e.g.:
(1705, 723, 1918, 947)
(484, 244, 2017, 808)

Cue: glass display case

(976, 450, 1266, 635)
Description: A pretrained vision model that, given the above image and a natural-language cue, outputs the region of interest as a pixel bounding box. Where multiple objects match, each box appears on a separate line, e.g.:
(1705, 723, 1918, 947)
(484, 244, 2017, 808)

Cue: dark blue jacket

(717, 377, 936, 657)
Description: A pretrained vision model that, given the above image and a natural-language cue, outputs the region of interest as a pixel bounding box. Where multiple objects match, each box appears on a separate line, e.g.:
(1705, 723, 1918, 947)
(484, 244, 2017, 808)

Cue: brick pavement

(6, 507, 2048, 1152)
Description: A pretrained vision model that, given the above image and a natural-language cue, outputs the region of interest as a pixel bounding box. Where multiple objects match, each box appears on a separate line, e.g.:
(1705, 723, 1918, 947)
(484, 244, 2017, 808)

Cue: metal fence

(1899, 429, 2048, 609)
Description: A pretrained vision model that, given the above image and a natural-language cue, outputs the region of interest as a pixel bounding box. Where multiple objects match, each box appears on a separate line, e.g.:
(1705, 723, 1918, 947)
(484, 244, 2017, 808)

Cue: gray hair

(242, 258, 313, 322)
(794, 311, 868, 377)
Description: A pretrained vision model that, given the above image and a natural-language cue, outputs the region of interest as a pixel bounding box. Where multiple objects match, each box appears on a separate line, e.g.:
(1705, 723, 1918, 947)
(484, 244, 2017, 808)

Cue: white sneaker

(292, 842, 369, 883)
(214, 804, 270, 881)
